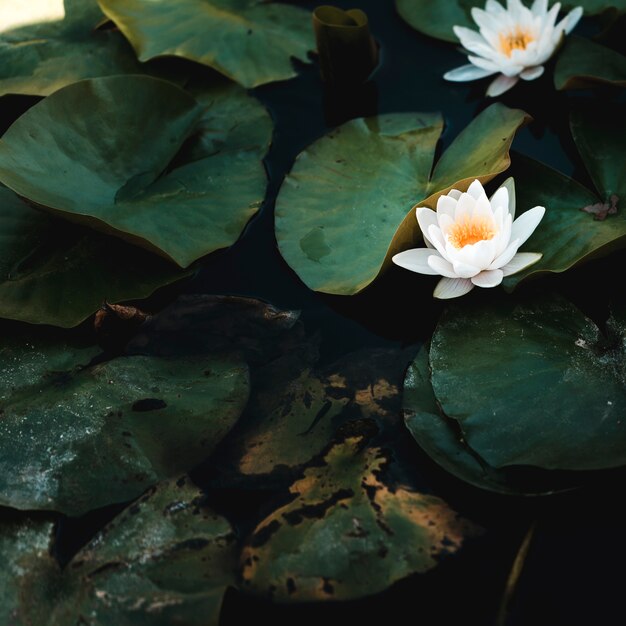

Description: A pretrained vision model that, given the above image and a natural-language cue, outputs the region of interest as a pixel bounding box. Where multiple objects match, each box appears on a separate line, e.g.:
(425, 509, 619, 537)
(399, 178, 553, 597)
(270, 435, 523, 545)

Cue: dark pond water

(1, 1, 626, 624)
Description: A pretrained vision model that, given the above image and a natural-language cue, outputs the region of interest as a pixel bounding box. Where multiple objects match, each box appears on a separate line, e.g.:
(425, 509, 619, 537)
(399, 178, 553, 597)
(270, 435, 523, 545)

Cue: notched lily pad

(98, 0, 315, 88)
(275, 103, 529, 295)
(555, 36, 626, 89)
(0, 337, 249, 515)
(504, 103, 626, 288)
(241, 437, 478, 602)
(0, 186, 188, 327)
(0, 75, 272, 268)
(429, 295, 626, 472)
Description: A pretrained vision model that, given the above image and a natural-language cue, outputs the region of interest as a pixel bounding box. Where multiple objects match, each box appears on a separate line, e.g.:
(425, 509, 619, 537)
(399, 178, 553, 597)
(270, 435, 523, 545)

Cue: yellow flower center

(499, 28, 534, 56)
(448, 216, 496, 249)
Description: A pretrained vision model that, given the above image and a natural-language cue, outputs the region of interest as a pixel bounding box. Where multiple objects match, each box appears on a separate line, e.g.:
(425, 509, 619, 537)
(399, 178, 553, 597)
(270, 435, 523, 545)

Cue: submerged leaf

(241, 437, 478, 601)
(0, 337, 249, 515)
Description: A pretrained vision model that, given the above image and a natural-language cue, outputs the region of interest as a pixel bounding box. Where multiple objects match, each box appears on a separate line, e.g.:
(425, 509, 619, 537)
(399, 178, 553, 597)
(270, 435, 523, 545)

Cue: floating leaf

(275, 103, 529, 295)
(3, 478, 237, 626)
(429, 295, 626, 472)
(0, 75, 271, 268)
(0, 337, 249, 515)
(555, 36, 626, 89)
(504, 104, 626, 288)
(0, 0, 161, 97)
(395, 0, 622, 43)
(98, 0, 315, 88)
(0, 186, 188, 327)
(241, 437, 477, 601)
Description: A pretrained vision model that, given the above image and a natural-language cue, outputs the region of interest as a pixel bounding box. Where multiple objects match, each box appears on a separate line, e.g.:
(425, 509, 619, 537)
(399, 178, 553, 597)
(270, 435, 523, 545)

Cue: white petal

(471, 7, 503, 34)
(444, 64, 496, 82)
(416, 207, 438, 245)
(531, 0, 548, 16)
(486, 0, 507, 14)
(437, 213, 455, 236)
(471, 269, 504, 288)
(489, 186, 509, 214)
(451, 260, 481, 278)
(492, 177, 516, 218)
(486, 74, 520, 97)
(520, 65, 544, 81)
(449, 238, 497, 272)
(466, 179, 486, 201)
(472, 193, 494, 220)
(489, 237, 520, 269)
(467, 54, 503, 73)
(436, 194, 458, 218)
(495, 212, 513, 256)
(428, 224, 449, 260)
(501, 252, 543, 276)
(447, 189, 462, 200)
(565, 6, 583, 33)
(428, 255, 458, 278)
(511, 206, 545, 246)
(454, 191, 476, 221)
(453, 26, 495, 57)
(433, 277, 475, 299)
(544, 2, 561, 29)
(392, 248, 440, 275)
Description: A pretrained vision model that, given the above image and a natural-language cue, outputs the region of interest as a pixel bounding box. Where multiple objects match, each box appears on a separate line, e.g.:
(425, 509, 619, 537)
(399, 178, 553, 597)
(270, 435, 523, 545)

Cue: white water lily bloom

(393, 178, 544, 299)
(444, 0, 583, 96)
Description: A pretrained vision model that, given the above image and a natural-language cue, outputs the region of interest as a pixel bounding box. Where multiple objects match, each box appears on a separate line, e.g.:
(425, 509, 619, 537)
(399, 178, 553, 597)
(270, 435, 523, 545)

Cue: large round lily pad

(396, 0, 622, 44)
(504, 104, 626, 289)
(98, 0, 315, 88)
(555, 36, 626, 90)
(429, 295, 626, 471)
(0, 186, 188, 327)
(241, 437, 477, 601)
(2, 478, 237, 626)
(0, 337, 249, 515)
(0, 0, 161, 97)
(0, 75, 272, 268)
(275, 103, 529, 295)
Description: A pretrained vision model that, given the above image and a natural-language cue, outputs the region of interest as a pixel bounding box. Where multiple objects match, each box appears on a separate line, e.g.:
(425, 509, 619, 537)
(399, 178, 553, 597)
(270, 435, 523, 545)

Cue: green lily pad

(0, 515, 58, 626)
(3, 478, 237, 626)
(98, 0, 314, 88)
(504, 104, 626, 289)
(241, 437, 478, 601)
(430, 295, 626, 472)
(555, 36, 626, 89)
(0, 0, 162, 97)
(0, 186, 188, 327)
(396, 0, 622, 44)
(0, 337, 249, 515)
(0, 75, 271, 268)
(275, 103, 529, 295)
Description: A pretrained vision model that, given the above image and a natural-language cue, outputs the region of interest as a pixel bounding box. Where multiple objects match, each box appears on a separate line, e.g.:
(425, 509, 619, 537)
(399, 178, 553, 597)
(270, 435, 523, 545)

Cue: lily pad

(0, 75, 272, 268)
(98, 0, 314, 88)
(241, 437, 477, 601)
(275, 103, 529, 295)
(396, 0, 623, 44)
(0, 186, 188, 328)
(504, 104, 626, 289)
(430, 295, 626, 471)
(0, 0, 161, 97)
(555, 36, 626, 89)
(3, 478, 237, 626)
(0, 337, 249, 515)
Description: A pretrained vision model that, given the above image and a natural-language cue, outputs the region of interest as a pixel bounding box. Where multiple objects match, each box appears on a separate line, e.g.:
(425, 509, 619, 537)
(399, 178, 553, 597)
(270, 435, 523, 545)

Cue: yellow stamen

(499, 28, 533, 56)
(448, 216, 496, 249)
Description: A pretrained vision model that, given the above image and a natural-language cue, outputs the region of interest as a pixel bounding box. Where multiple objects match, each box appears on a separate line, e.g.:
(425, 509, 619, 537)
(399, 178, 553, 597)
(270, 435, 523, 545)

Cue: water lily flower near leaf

(393, 178, 544, 299)
(444, 0, 583, 96)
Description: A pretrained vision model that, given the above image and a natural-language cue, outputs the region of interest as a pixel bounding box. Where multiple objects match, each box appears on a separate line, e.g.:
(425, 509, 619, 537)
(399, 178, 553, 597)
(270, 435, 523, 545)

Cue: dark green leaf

(98, 0, 315, 88)
(0, 76, 271, 268)
(0, 337, 249, 515)
(430, 295, 626, 471)
(0, 186, 188, 327)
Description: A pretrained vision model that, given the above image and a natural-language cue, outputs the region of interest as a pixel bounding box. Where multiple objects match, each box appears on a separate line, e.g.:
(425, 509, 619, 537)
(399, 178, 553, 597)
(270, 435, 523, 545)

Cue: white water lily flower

(444, 0, 583, 97)
(392, 178, 544, 299)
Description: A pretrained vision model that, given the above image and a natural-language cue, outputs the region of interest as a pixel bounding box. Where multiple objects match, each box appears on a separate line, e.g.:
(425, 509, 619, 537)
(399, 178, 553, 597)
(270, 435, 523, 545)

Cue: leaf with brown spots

(241, 437, 478, 602)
